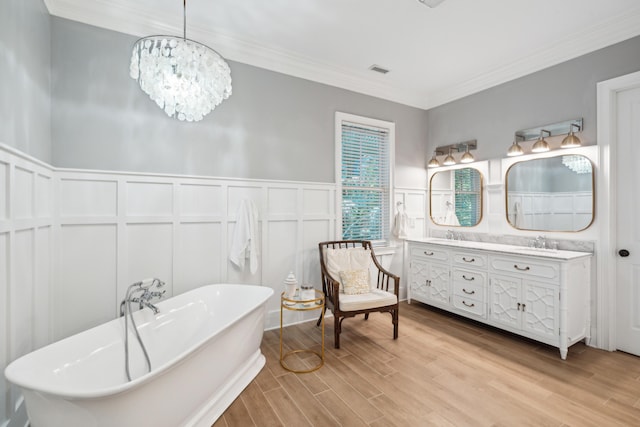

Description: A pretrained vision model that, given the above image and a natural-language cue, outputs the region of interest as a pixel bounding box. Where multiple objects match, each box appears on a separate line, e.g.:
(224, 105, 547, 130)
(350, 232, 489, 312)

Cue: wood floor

(213, 301, 640, 426)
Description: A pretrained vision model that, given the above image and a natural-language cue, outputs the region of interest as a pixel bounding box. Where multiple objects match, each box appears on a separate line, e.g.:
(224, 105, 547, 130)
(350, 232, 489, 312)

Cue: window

(336, 112, 394, 245)
(453, 168, 481, 226)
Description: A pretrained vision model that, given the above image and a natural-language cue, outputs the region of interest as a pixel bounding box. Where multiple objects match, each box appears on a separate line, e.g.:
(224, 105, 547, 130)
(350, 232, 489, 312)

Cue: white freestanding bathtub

(5, 284, 274, 427)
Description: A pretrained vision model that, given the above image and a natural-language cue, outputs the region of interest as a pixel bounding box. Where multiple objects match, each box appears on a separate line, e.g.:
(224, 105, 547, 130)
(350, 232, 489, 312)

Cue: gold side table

(280, 289, 325, 373)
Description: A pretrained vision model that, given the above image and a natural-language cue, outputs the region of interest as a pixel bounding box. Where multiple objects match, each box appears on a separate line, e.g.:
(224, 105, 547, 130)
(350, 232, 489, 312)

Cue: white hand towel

(444, 204, 460, 226)
(229, 199, 259, 274)
(513, 201, 525, 228)
(392, 206, 409, 239)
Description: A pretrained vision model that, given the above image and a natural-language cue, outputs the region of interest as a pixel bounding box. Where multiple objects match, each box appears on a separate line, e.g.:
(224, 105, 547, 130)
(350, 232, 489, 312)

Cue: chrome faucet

(119, 278, 166, 316)
(534, 235, 547, 249)
(446, 230, 463, 241)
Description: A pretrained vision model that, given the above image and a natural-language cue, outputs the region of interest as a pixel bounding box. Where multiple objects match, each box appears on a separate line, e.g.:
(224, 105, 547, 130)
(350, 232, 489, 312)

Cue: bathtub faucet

(120, 278, 166, 316)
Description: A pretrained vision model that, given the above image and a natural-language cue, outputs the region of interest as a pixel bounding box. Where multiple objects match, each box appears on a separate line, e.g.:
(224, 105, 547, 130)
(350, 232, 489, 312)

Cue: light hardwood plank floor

(213, 302, 640, 426)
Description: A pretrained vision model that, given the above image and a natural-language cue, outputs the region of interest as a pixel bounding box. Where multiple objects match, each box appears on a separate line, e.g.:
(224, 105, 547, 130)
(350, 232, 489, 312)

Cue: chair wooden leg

(393, 308, 399, 340)
(364, 313, 369, 321)
(334, 315, 341, 349)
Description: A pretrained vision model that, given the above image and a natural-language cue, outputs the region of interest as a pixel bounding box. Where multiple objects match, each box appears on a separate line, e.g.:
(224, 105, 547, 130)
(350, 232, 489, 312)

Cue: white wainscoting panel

(60, 179, 117, 217)
(175, 222, 223, 295)
(14, 167, 34, 220)
(126, 181, 173, 217)
(34, 226, 52, 349)
(36, 174, 52, 218)
(0, 145, 54, 427)
(11, 230, 35, 362)
(265, 220, 298, 312)
(304, 188, 332, 215)
(302, 220, 331, 284)
(267, 187, 297, 216)
(126, 223, 173, 293)
(56, 224, 117, 340)
(180, 184, 223, 217)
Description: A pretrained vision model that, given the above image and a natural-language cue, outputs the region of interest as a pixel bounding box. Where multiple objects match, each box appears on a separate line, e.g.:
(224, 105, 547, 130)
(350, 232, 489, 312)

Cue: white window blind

(340, 120, 391, 243)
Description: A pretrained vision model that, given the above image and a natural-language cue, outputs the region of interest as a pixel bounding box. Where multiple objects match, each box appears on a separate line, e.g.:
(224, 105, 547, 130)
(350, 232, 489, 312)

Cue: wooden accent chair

(317, 240, 400, 348)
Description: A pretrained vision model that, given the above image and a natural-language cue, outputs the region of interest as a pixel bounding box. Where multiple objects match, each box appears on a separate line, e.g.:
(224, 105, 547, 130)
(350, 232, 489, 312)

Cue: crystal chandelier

(129, 0, 232, 122)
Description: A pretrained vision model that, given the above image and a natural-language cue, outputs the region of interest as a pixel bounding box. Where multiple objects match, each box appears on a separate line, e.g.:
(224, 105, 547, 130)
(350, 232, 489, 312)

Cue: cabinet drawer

(490, 256, 559, 281)
(452, 295, 485, 317)
(411, 245, 449, 262)
(452, 269, 486, 287)
(453, 280, 485, 300)
(453, 252, 487, 268)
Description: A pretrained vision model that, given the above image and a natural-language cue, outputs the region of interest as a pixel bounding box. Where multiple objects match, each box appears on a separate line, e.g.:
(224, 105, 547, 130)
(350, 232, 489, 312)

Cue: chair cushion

(339, 289, 397, 312)
(325, 247, 371, 292)
(340, 269, 370, 295)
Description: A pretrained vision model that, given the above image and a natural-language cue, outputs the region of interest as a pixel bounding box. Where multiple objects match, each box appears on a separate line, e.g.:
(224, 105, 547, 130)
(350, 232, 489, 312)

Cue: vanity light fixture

(507, 137, 525, 157)
(460, 144, 475, 163)
(427, 151, 441, 168)
(561, 123, 582, 148)
(531, 129, 551, 153)
(442, 148, 456, 166)
(429, 139, 477, 168)
(512, 118, 583, 156)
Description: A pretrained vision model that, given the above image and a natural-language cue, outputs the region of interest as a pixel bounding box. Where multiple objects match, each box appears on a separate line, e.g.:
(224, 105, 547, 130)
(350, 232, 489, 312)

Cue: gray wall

(51, 18, 428, 186)
(0, 0, 52, 162)
(426, 35, 640, 160)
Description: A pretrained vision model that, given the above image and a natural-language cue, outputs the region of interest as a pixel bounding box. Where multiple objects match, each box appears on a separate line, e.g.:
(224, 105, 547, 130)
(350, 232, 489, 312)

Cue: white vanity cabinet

(406, 239, 592, 359)
(408, 246, 450, 306)
(450, 250, 488, 318)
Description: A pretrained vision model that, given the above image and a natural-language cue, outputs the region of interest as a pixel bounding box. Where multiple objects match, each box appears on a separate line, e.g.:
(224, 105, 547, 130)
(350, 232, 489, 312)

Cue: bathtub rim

(4, 283, 273, 400)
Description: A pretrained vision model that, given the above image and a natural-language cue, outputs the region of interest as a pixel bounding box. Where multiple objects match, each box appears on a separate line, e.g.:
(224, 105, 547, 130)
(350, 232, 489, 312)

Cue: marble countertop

(407, 237, 593, 261)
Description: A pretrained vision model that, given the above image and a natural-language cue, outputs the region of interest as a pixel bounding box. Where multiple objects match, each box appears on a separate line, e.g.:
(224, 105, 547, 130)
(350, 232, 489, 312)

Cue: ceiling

(44, 0, 640, 110)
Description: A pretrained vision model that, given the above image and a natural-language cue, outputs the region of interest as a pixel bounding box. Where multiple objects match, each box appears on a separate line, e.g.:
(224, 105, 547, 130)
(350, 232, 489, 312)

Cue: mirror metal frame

(429, 167, 484, 228)
(504, 154, 595, 232)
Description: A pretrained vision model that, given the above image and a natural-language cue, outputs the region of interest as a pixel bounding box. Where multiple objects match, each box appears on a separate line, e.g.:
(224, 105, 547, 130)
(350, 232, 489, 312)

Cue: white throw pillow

(340, 269, 371, 295)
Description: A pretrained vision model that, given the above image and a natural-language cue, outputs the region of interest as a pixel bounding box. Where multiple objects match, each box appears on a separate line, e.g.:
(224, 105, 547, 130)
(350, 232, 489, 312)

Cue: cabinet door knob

(514, 264, 530, 271)
(462, 301, 475, 308)
(462, 275, 475, 281)
(619, 249, 630, 257)
(424, 251, 434, 256)
(517, 302, 521, 311)
(521, 303, 526, 312)
(462, 257, 475, 263)
(462, 288, 475, 295)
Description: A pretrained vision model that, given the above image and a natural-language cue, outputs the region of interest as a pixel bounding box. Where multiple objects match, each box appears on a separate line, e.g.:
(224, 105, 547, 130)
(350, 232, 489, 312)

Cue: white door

(616, 86, 640, 356)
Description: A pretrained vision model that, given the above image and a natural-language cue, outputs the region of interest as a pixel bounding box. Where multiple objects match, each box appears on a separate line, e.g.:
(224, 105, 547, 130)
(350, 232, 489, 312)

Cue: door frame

(596, 70, 640, 351)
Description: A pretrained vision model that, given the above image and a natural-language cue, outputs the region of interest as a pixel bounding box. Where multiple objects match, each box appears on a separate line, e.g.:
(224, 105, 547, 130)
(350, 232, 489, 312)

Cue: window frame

(335, 112, 395, 246)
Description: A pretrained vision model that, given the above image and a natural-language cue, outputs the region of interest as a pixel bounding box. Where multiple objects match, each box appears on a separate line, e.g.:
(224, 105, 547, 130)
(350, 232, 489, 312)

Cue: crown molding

(45, 0, 640, 111)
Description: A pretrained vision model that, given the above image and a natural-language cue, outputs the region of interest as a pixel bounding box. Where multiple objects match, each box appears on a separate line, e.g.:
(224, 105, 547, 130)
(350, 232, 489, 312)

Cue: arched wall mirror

(430, 168, 483, 227)
(506, 154, 594, 231)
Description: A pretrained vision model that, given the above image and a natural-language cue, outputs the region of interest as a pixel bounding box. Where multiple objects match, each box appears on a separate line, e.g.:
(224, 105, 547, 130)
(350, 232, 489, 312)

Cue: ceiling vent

(417, 0, 447, 7)
(369, 65, 390, 74)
